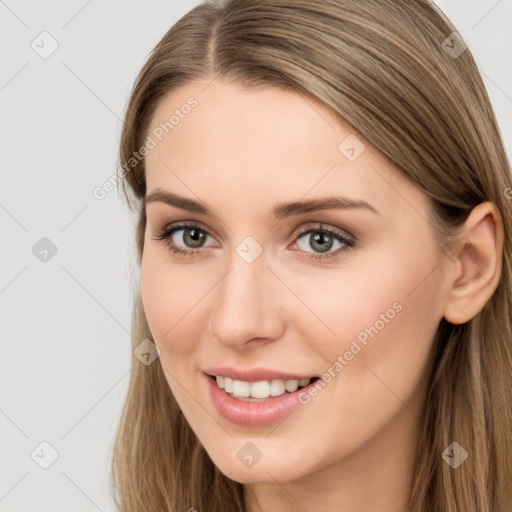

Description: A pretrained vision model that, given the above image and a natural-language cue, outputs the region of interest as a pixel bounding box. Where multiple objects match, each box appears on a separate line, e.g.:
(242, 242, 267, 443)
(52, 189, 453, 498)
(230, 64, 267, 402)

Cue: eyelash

(151, 221, 355, 261)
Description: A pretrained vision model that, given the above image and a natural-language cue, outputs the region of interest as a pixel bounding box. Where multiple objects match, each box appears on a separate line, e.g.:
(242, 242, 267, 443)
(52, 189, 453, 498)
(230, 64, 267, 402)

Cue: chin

(204, 446, 316, 484)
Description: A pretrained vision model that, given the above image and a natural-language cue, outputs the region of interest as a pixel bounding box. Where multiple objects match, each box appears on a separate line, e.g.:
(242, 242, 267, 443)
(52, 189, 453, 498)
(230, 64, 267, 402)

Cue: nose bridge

(208, 248, 283, 348)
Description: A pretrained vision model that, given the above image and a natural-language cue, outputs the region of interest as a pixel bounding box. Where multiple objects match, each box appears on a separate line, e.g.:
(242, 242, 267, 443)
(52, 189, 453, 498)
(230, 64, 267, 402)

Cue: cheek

(140, 249, 201, 357)
(275, 247, 441, 451)
(140, 252, 206, 411)
(284, 237, 442, 375)
(140, 254, 170, 341)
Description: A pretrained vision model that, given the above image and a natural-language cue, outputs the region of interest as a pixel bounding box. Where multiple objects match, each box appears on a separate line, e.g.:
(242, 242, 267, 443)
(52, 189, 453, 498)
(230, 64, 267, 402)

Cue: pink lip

(203, 366, 316, 382)
(204, 373, 319, 427)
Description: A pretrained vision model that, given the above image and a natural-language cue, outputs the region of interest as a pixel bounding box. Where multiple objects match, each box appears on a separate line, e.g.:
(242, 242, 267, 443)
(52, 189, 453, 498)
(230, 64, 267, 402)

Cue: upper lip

(203, 366, 318, 382)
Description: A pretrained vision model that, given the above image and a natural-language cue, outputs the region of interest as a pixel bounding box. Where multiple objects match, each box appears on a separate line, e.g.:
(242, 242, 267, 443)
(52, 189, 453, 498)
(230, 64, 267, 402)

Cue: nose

(208, 251, 286, 350)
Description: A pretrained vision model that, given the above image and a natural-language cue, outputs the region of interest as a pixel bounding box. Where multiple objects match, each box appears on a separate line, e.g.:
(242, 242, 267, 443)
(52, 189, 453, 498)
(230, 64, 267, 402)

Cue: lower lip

(206, 374, 317, 427)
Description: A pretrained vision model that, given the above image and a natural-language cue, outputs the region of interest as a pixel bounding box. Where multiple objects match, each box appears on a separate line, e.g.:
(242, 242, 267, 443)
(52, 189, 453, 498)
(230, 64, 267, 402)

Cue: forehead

(143, 78, 426, 220)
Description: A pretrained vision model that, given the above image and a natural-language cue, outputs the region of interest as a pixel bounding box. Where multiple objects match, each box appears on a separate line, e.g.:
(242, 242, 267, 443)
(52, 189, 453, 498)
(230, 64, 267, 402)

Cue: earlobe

(443, 201, 504, 325)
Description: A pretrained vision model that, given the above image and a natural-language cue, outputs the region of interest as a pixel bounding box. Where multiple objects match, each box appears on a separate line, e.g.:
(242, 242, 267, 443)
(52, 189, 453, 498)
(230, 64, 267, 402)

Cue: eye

(151, 221, 355, 261)
(151, 222, 216, 258)
(291, 223, 355, 260)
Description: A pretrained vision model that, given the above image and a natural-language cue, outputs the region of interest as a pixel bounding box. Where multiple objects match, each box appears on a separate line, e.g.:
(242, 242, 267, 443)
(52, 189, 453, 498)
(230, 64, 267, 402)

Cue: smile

(205, 372, 321, 427)
(213, 375, 315, 401)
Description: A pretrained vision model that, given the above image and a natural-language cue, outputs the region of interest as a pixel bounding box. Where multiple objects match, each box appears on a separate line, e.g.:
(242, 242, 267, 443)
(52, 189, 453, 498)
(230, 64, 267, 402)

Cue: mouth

(207, 374, 321, 402)
(205, 371, 322, 427)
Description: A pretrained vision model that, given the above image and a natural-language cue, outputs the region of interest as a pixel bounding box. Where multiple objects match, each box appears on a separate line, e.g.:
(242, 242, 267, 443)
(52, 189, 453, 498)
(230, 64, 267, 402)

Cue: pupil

(311, 232, 333, 253)
(184, 228, 205, 248)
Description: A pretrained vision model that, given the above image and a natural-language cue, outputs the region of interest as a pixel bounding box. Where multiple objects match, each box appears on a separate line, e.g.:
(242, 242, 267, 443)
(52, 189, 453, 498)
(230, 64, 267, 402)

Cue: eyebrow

(144, 188, 380, 219)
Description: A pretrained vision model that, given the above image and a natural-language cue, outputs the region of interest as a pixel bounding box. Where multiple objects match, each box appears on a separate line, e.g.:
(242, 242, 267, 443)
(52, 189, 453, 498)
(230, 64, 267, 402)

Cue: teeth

(224, 377, 233, 393)
(285, 379, 299, 392)
(214, 376, 313, 399)
(232, 379, 251, 397)
(269, 379, 285, 396)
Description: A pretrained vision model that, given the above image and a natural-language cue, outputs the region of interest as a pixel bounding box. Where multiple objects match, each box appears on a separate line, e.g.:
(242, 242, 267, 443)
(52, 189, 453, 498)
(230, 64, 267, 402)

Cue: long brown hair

(110, 1, 512, 510)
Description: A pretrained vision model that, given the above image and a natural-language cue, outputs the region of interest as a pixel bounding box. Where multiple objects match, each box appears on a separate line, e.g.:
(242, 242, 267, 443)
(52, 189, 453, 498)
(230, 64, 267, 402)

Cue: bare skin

(140, 77, 503, 512)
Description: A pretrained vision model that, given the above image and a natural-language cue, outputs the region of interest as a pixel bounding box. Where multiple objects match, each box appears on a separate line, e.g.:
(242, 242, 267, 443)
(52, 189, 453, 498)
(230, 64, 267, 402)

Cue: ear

(443, 201, 504, 325)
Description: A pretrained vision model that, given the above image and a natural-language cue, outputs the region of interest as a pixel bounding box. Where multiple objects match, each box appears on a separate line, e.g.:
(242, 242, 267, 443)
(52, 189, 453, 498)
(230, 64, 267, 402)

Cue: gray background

(1, 1, 511, 511)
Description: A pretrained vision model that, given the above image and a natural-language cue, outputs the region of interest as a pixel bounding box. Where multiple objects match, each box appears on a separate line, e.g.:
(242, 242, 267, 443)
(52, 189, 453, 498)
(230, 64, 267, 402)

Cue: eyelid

(151, 220, 356, 260)
(291, 222, 356, 243)
(152, 219, 220, 242)
(154, 218, 356, 238)
(151, 221, 219, 247)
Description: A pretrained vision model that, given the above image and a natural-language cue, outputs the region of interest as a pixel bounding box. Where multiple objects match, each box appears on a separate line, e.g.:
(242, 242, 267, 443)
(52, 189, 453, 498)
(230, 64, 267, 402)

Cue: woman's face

(141, 78, 451, 484)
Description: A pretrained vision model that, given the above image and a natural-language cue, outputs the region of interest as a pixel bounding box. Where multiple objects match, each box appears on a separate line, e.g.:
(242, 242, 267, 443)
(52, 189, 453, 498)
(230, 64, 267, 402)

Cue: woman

(111, 0, 512, 510)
